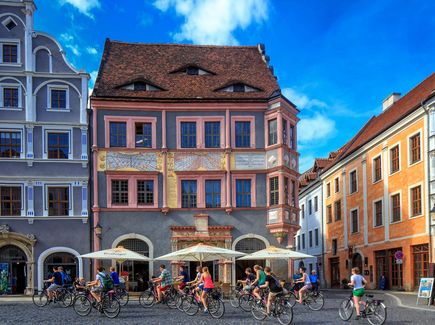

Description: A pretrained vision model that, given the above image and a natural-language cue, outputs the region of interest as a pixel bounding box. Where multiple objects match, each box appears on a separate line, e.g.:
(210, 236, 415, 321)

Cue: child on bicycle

(348, 267, 367, 320)
(295, 266, 311, 304)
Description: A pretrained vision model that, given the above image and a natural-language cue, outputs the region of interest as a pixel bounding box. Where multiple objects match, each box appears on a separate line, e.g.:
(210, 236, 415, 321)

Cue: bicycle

(113, 284, 129, 306)
(180, 285, 225, 319)
(237, 287, 256, 312)
(73, 287, 121, 319)
(339, 291, 387, 325)
(32, 283, 73, 308)
(285, 283, 324, 310)
(250, 289, 293, 325)
(139, 281, 177, 309)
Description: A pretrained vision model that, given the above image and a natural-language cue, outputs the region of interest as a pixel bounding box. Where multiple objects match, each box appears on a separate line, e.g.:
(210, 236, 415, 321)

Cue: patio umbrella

(155, 243, 246, 265)
(80, 246, 152, 263)
(237, 245, 314, 260)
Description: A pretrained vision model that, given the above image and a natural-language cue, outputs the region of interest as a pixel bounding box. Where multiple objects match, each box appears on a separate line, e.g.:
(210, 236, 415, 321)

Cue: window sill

(389, 170, 401, 176)
(408, 160, 422, 168)
(390, 220, 402, 225)
(46, 108, 70, 112)
(372, 179, 382, 185)
(0, 62, 22, 67)
(0, 107, 23, 111)
(409, 214, 424, 219)
(373, 224, 384, 229)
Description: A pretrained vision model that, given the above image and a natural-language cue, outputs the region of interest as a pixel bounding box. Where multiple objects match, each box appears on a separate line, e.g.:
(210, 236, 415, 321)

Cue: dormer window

(187, 67, 199, 75)
(217, 83, 261, 93)
(121, 81, 162, 91)
(2, 17, 17, 31)
(170, 65, 214, 75)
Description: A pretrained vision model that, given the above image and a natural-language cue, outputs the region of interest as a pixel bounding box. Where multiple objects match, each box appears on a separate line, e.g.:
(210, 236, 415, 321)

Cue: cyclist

(73, 277, 86, 292)
(198, 266, 214, 313)
(251, 265, 266, 300)
(109, 267, 120, 287)
(188, 265, 204, 298)
(348, 267, 367, 320)
(260, 266, 283, 316)
(45, 266, 63, 302)
(309, 270, 319, 293)
(295, 266, 311, 304)
(237, 267, 256, 291)
(153, 264, 172, 303)
(87, 266, 106, 303)
(174, 265, 189, 293)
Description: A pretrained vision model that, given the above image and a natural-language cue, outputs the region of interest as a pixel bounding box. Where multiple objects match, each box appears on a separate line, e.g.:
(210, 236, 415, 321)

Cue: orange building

(322, 74, 435, 291)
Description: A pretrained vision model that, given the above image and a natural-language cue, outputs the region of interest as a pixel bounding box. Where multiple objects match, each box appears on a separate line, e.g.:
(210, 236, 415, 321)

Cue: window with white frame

(44, 129, 71, 159)
(47, 85, 69, 110)
(0, 40, 20, 64)
(0, 130, 22, 158)
(410, 185, 422, 217)
(0, 84, 21, 109)
(409, 133, 421, 165)
(47, 186, 70, 216)
(391, 193, 401, 223)
(0, 185, 22, 216)
(350, 209, 359, 233)
(373, 155, 382, 182)
(373, 199, 383, 227)
(349, 170, 357, 194)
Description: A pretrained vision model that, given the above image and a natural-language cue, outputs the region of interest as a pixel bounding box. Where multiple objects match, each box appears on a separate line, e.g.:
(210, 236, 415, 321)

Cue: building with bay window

(91, 40, 300, 286)
(0, 0, 89, 294)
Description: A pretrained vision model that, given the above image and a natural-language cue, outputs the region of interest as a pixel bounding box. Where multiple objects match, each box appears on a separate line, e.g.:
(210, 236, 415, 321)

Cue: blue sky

(35, 0, 435, 172)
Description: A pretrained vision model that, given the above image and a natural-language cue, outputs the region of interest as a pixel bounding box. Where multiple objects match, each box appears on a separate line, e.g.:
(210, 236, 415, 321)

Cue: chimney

(382, 93, 401, 111)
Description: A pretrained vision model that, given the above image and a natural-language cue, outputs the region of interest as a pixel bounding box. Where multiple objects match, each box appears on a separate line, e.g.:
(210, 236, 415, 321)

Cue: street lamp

(94, 223, 102, 239)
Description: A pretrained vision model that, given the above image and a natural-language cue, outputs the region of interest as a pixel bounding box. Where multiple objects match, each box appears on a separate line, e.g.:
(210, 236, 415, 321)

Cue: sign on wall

(235, 153, 266, 170)
(417, 278, 434, 306)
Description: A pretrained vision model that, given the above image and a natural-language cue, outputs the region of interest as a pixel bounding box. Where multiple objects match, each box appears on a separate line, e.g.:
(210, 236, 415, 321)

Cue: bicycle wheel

(239, 293, 254, 312)
(229, 290, 240, 308)
(166, 290, 178, 309)
(117, 289, 129, 306)
(102, 295, 121, 319)
(250, 299, 267, 321)
(182, 296, 200, 316)
(276, 298, 293, 325)
(286, 292, 297, 307)
(59, 291, 73, 308)
(32, 291, 49, 307)
(73, 295, 92, 317)
(208, 298, 225, 319)
(175, 293, 185, 311)
(338, 298, 354, 321)
(366, 302, 387, 325)
(139, 290, 155, 308)
(307, 292, 324, 311)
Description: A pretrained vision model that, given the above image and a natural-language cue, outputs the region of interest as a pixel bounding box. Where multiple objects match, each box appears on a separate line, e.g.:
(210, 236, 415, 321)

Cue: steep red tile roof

(335, 73, 435, 163)
(92, 39, 280, 102)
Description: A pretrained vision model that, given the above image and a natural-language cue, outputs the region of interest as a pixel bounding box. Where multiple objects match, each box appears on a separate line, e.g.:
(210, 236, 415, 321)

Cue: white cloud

(153, 0, 269, 45)
(282, 87, 327, 110)
(60, 33, 81, 56)
(298, 113, 336, 142)
(86, 47, 98, 55)
(59, 0, 101, 19)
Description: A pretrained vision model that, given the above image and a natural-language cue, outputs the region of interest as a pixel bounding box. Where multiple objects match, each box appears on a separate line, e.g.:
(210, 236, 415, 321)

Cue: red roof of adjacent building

(92, 39, 280, 102)
(333, 73, 435, 164)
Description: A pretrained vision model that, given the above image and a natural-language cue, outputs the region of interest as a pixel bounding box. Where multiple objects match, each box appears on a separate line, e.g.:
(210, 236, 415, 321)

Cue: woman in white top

(295, 266, 311, 304)
(348, 267, 367, 320)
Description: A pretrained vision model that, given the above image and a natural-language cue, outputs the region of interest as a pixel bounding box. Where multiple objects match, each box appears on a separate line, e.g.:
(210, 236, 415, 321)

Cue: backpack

(63, 273, 72, 285)
(271, 274, 282, 289)
(99, 272, 114, 291)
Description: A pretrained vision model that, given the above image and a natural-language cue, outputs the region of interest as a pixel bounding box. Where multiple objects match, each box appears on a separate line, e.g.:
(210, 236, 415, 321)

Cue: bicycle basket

(211, 290, 221, 299)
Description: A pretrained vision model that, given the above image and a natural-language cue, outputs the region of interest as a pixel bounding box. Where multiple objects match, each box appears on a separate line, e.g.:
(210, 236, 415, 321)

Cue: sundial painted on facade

(106, 152, 158, 171)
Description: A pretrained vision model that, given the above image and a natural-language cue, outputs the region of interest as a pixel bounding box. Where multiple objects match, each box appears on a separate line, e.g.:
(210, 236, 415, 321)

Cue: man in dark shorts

(45, 266, 63, 302)
(175, 265, 189, 293)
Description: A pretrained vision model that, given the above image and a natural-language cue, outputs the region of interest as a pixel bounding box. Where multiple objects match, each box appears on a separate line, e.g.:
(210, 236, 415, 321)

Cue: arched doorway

(43, 252, 78, 282)
(0, 245, 27, 294)
(352, 253, 363, 271)
(234, 237, 267, 282)
(117, 238, 150, 292)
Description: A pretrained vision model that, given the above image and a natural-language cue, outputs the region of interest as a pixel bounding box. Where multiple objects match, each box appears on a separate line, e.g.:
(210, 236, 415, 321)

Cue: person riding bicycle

(309, 270, 319, 293)
(153, 264, 172, 303)
(188, 265, 204, 297)
(348, 267, 367, 320)
(295, 266, 311, 304)
(87, 266, 107, 303)
(109, 266, 121, 287)
(260, 266, 283, 316)
(174, 265, 189, 293)
(45, 266, 63, 302)
(251, 265, 266, 301)
(73, 277, 87, 292)
(237, 267, 256, 291)
(198, 266, 214, 313)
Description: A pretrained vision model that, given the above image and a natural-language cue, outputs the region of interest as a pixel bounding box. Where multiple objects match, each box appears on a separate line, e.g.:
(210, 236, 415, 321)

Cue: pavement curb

(384, 292, 435, 313)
